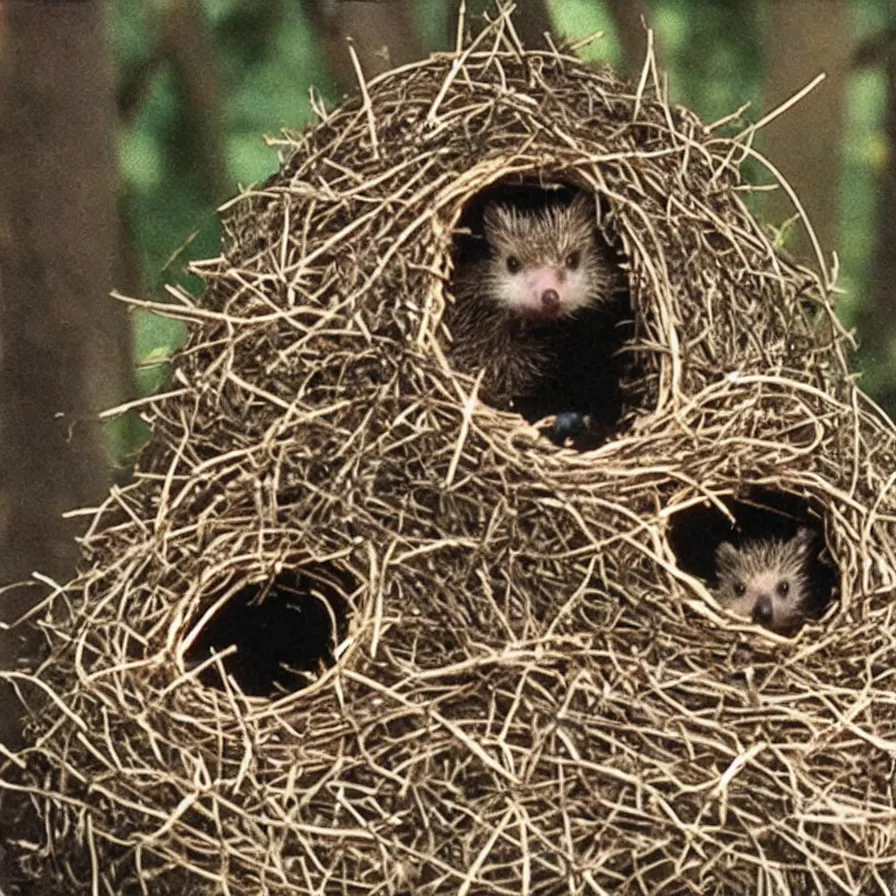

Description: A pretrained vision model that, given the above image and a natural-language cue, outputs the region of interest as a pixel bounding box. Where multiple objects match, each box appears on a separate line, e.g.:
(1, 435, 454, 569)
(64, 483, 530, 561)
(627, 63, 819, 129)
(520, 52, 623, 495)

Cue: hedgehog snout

(541, 289, 561, 314)
(752, 594, 774, 626)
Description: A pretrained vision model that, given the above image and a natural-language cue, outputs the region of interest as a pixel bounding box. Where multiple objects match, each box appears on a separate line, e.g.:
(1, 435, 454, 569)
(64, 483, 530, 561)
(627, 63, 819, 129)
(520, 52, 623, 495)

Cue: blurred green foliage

(839, 1, 889, 335)
(111, 0, 333, 401)
(110, 0, 890, 434)
(549, 1, 619, 65)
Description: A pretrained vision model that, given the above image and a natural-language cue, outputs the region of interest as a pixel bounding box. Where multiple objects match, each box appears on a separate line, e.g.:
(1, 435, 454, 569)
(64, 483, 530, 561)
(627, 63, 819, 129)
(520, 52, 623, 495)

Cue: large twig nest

(4, 13, 896, 896)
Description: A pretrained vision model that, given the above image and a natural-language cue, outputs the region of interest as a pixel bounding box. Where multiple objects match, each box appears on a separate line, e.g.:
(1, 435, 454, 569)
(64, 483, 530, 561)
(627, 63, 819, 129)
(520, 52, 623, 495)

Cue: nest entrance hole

(184, 566, 353, 698)
(448, 178, 634, 448)
(668, 488, 839, 624)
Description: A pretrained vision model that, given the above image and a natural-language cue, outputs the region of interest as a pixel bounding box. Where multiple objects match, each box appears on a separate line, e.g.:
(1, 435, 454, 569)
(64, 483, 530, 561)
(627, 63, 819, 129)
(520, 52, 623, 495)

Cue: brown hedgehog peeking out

(713, 528, 815, 633)
(447, 189, 627, 448)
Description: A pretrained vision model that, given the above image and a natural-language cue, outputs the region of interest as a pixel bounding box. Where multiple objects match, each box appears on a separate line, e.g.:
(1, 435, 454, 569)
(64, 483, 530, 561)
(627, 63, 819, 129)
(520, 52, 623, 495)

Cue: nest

(4, 14, 896, 896)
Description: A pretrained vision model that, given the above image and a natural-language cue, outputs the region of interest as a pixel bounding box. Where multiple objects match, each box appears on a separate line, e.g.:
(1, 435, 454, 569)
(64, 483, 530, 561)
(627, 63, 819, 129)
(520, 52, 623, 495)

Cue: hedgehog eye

(733, 582, 746, 598)
(565, 250, 581, 270)
(777, 580, 790, 598)
(506, 255, 521, 274)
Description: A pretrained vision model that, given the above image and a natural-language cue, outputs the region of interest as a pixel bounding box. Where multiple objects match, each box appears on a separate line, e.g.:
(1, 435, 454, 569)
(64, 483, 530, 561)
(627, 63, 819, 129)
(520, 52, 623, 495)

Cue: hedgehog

(446, 191, 625, 446)
(713, 527, 817, 633)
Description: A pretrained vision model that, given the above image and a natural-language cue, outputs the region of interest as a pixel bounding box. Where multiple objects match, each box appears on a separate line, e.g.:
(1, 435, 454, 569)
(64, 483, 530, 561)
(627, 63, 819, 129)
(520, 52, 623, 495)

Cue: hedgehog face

(481, 194, 611, 320)
(713, 529, 814, 633)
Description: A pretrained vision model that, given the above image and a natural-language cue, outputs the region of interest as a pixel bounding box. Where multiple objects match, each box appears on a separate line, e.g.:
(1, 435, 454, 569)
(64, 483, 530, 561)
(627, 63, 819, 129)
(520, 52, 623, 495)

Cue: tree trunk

(449, 0, 555, 50)
(160, 0, 229, 202)
(605, 0, 656, 74)
(762, 0, 851, 264)
(303, 0, 427, 95)
(0, 0, 131, 748)
(860, 43, 896, 417)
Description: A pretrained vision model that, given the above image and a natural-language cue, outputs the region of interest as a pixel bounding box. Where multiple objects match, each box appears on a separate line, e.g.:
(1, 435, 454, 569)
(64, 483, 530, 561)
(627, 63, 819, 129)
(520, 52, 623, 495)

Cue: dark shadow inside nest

(184, 566, 352, 697)
(446, 178, 635, 450)
(668, 488, 839, 629)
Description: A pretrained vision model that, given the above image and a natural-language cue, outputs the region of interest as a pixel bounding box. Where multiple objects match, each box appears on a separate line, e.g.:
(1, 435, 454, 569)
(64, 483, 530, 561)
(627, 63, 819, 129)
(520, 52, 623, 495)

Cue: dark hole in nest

(447, 178, 634, 450)
(668, 488, 839, 630)
(184, 566, 352, 697)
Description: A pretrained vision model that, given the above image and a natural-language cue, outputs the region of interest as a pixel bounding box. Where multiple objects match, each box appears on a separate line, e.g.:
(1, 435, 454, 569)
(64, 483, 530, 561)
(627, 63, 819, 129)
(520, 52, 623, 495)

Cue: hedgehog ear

(482, 203, 512, 242)
(568, 191, 595, 221)
(714, 541, 739, 571)
(791, 526, 815, 557)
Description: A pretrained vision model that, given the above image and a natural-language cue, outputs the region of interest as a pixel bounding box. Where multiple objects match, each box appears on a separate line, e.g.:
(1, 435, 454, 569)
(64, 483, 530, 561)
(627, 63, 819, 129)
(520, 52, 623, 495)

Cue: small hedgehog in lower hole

(713, 527, 817, 633)
(447, 190, 625, 447)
